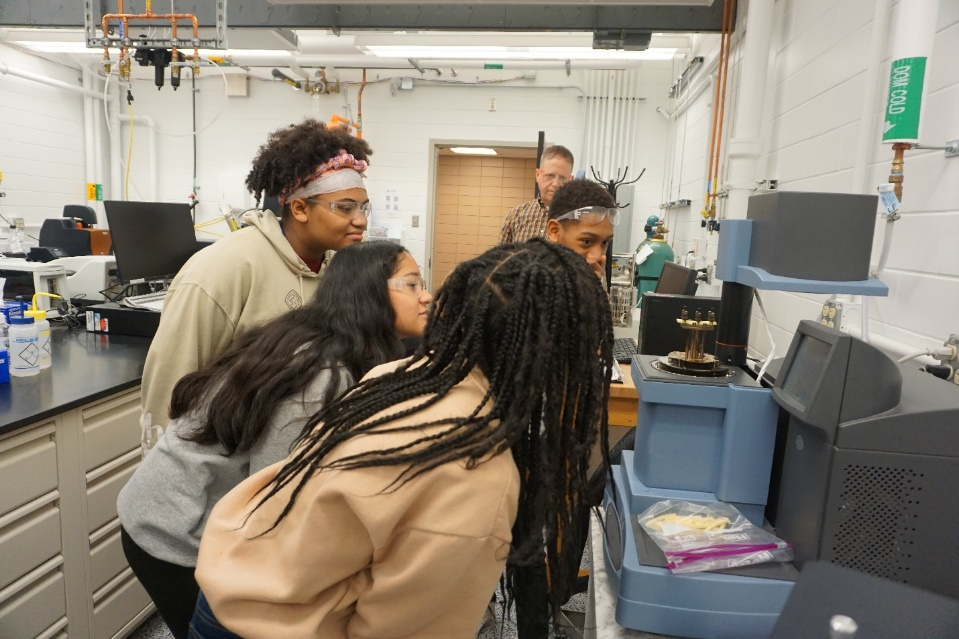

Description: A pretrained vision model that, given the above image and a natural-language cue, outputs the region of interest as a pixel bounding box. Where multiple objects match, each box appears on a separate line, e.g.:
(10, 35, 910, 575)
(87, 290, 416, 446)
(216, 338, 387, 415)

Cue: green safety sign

(882, 57, 926, 142)
(484, 63, 504, 69)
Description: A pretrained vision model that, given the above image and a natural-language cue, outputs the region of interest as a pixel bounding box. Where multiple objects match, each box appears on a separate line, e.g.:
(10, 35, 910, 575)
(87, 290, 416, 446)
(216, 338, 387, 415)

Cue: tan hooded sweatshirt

(195, 361, 519, 639)
(140, 210, 326, 442)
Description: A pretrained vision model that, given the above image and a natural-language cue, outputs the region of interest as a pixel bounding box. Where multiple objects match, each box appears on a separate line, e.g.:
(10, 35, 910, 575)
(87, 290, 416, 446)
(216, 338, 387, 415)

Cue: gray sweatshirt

(117, 368, 347, 567)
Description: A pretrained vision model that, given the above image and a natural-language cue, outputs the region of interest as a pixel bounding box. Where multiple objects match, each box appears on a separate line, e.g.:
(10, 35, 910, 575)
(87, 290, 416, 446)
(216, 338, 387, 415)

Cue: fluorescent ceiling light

(12, 40, 288, 60)
(450, 147, 497, 155)
(364, 46, 677, 61)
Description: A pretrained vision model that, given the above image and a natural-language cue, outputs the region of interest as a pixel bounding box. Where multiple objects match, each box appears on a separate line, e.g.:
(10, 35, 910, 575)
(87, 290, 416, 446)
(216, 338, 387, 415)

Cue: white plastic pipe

(671, 73, 713, 121)
(82, 69, 97, 203)
(851, 0, 893, 194)
(109, 86, 123, 201)
(0, 62, 115, 101)
(117, 114, 159, 202)
(883, 0, 940, 144)
(725, 0, 776, 218)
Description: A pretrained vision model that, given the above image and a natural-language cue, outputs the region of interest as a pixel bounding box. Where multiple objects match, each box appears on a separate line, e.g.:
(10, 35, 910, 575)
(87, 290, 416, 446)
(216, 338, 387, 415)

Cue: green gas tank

(634, 215, 675, 306)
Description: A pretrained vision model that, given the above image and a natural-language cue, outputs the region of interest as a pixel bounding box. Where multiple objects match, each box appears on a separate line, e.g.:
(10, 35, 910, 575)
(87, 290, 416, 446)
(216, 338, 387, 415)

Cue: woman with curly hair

(186, 239, 614, 639)
(141, 119, 373, 441)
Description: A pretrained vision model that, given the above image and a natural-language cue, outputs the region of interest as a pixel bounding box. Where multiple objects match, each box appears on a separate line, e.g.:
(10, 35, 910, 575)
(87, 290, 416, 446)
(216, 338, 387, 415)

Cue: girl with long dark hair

(118, 241, 431, 639)
(188, 239, 614, 639)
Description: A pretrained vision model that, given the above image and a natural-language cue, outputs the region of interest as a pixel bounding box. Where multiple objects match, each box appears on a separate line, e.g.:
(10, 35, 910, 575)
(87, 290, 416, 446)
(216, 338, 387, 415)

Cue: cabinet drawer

(0, 494, 61, 591)
(92, 569, 151, 639)
(0, 559, 66, 639)
(0, 423, 57, 515)
(86, 449, 140, 534)
(82, 389, 142, 472)
(90, 521, 129, 593)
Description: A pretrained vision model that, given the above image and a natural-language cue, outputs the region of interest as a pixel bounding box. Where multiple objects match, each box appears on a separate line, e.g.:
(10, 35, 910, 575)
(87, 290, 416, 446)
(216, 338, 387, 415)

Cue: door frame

(425, 138, 541, 289)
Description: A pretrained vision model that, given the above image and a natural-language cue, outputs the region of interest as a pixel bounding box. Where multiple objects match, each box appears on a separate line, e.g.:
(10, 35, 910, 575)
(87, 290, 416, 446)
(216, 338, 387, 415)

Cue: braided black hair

(245, 118, 373, 216)
(548, 178, 617, 219)
(252, 238, 614, 613)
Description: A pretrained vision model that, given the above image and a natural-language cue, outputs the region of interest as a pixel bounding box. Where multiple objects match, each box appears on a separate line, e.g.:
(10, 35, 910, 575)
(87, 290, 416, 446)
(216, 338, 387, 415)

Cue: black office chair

(63, 204, 98, 228)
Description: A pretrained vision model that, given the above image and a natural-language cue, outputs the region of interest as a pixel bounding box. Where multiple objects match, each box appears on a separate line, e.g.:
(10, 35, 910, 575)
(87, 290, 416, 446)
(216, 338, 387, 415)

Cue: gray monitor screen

(781, 334, 833, 409)
(654, 261, 698, 296)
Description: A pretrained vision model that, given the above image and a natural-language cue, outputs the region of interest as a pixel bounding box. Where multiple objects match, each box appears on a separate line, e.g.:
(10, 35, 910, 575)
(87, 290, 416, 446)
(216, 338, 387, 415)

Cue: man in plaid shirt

(498, 145, 574, 244)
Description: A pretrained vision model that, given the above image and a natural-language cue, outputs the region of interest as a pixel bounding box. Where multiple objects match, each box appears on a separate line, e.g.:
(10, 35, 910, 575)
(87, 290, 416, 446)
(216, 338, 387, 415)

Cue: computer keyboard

(122, 290, 167, 312)
(613, 337, 638, 363)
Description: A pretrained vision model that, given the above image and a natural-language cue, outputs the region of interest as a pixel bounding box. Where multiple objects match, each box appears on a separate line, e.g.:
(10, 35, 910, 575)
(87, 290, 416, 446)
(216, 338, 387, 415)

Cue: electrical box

(225, 74, 249, 97)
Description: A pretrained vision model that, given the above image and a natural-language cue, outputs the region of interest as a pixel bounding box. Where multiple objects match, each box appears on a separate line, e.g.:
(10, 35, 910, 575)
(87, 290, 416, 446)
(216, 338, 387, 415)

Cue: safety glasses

(387, 276, 428, 297)
(554, 206, 621, 226)
(303, 198, 372, 220)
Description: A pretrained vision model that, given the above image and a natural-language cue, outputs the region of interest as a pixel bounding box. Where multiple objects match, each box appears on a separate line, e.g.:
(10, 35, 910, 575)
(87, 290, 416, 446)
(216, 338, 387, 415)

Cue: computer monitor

(654, 261, 699, 296)
(104, 201, 199, 283)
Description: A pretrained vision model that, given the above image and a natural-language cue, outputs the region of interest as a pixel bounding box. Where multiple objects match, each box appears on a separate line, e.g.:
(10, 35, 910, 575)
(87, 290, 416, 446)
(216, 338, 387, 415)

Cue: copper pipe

(711, 0, 736, 205)
(356, 68, 367, 139)
(102, 10, 200, 78)
(889, 142, 909, 203)
(705, 0, 733, 206)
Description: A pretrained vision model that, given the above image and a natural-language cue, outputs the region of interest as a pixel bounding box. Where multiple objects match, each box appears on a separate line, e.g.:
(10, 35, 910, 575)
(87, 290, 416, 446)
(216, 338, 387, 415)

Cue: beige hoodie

(195, 361, 519, 639)
(140, 210, 326, 443)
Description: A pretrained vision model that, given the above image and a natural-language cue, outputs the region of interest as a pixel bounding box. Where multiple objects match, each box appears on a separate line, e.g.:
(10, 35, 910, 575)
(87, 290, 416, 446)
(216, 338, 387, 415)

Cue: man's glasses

(554, 206, 621, 226)
(540, 173, 571, 185)
(387, 276, 428, 297)
(304, 198, 372, 220)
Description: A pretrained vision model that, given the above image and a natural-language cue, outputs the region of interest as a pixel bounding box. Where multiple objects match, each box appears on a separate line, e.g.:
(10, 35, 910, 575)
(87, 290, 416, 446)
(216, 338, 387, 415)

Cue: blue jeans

(188, 592, 244, 639)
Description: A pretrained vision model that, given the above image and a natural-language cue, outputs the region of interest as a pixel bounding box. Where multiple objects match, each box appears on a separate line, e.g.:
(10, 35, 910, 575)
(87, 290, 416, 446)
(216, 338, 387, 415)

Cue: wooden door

(432, 153, 536, 287)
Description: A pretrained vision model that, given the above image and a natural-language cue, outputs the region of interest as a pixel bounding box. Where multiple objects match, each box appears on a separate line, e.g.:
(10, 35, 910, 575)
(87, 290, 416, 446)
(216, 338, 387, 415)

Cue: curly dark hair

(547, 178, 617, 219)
(245, 119, 373, 216)
(252, 238, 614, 615)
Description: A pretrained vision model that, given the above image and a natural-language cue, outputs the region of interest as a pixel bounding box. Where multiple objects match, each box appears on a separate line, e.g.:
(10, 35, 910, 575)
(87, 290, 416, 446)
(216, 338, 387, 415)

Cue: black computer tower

(638, 293, 720, 356)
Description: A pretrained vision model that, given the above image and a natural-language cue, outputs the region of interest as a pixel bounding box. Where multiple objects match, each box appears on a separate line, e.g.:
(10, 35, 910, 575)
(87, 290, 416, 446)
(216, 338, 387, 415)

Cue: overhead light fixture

(363, 46, 677, 61)
(450, 147, 497, 155)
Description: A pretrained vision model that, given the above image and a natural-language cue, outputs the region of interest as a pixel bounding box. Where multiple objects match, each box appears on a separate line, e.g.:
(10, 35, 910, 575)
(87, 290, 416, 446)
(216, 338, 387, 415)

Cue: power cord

(897, 344, 957, 364)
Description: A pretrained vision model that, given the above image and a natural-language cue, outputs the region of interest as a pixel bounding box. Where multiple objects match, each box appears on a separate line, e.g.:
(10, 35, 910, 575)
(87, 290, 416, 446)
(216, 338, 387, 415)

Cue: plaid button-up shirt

(498, 198, 548, 245)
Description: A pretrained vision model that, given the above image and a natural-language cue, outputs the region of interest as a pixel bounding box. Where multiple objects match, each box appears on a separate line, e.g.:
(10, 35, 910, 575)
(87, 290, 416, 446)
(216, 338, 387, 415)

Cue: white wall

(665, 0, 959, 361)
(0, 45, 87, 245)
(113, 64, 673, 272)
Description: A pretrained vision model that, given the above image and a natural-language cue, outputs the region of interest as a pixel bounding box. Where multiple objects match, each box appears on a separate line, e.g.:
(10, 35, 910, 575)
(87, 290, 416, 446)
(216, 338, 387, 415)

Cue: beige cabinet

(0, 387, 153, 639)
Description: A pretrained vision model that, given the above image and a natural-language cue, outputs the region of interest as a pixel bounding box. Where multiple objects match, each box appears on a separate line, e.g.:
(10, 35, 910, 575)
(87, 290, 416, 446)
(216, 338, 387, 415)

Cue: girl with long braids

(187, 239, 615, 639)
(118, 242, 430, 639)
(141, 119, 373, 443)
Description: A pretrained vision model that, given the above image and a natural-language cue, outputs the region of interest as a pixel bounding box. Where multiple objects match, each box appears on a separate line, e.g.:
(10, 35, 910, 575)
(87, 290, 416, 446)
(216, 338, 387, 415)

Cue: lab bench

(0, 329, 152, 639)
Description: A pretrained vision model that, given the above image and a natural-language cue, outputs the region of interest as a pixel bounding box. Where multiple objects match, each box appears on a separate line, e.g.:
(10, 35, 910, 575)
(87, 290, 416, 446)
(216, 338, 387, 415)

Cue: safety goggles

(387, 276, 428, 297)
(553, 206, 621, 226)
(303, 198, 372, 220)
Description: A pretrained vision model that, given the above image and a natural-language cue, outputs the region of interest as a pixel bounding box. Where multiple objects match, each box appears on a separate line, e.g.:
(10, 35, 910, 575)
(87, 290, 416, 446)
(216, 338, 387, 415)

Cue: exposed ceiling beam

(1, 2, 730, 33)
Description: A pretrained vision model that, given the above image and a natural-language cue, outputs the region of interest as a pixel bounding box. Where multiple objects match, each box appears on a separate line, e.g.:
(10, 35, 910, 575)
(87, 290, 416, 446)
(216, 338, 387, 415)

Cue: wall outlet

(819, 296, 861, 333)
(12, 217, 24, 230)
(489, 98, 496, 111)
(411, 215, 420, 228)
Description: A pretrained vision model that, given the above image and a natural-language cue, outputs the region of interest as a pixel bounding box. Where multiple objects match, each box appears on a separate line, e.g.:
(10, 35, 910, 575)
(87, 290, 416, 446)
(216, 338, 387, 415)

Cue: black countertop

(0, 328, 151, 436)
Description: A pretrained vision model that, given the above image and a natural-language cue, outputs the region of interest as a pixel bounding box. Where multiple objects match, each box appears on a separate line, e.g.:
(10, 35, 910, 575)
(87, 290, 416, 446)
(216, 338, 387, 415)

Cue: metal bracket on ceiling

(592, 29, 651, 51)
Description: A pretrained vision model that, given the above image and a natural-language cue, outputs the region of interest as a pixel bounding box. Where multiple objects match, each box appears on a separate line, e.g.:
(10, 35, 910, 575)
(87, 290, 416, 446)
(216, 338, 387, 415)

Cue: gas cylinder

(634, 215, 675, 306)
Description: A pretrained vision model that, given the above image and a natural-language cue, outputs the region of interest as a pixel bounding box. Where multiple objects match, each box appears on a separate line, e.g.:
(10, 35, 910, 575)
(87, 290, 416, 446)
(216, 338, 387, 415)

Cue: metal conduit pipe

(0, 62, 115, 101)
(724, 0, 776, 217)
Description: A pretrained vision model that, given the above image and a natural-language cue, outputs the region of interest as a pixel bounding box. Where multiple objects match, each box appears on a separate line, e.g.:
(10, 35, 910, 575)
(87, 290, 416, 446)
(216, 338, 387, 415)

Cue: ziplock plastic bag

(637, 500, 793, 574)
